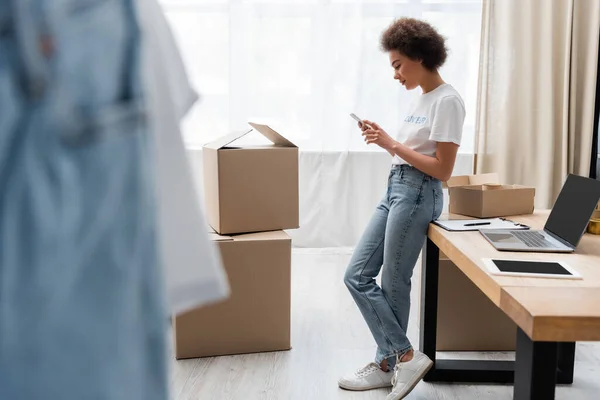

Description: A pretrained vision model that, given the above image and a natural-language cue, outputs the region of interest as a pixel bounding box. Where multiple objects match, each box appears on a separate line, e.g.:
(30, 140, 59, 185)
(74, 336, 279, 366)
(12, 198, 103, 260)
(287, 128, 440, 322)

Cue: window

(160, 0, 483, 152)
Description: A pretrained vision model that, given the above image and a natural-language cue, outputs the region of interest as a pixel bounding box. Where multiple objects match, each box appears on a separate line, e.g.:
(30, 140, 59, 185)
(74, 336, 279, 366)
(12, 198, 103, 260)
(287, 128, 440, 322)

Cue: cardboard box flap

(203, 129, 253, 150)
(248, 122, 296, 147)
(232, 230, 291, 242)
(208, 229, 290, 242)
(207, 230, 233, 242)
(444, 175, 471, 188)
(462, 184, 514, 191)
(444, 173, 499, 188)
(468, 173, 499, 185)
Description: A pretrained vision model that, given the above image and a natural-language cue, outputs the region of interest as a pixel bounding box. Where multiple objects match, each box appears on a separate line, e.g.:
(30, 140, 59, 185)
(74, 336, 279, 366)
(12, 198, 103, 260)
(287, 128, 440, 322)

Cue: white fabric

(137, 0, 229, 315)
(475, 0, 600, 208)
(392, 84, 465, 165)
(160, 1, 482, 153)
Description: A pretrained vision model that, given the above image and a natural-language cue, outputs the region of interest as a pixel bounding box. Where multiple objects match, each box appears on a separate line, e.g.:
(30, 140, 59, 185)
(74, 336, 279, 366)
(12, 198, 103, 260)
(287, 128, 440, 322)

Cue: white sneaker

(385, 351, 433, 400)
(338, 362, 393, 391)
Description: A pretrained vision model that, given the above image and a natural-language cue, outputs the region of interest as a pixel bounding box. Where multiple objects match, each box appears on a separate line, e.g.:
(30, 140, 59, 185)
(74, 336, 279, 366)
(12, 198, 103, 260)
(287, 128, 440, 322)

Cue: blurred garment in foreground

(0, 0, 227, 399)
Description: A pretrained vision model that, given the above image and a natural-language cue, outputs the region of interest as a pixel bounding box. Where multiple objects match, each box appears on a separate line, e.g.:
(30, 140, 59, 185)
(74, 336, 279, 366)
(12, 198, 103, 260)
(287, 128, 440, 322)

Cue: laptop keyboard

(512, 231, 555, 248)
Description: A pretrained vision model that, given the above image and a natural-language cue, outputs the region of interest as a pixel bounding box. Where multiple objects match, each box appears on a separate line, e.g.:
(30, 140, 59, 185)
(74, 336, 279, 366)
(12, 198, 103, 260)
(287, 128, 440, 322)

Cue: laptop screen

(544, 174, 600, 247)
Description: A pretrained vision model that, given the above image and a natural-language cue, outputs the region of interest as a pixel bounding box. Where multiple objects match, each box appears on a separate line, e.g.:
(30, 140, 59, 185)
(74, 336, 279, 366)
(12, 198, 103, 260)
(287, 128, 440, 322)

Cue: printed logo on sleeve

(404, 115, 428, 125)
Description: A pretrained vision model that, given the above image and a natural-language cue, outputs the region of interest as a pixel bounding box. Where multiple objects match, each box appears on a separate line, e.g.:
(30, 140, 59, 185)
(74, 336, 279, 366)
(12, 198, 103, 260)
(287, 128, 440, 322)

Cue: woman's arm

(361, 120, 459, 182)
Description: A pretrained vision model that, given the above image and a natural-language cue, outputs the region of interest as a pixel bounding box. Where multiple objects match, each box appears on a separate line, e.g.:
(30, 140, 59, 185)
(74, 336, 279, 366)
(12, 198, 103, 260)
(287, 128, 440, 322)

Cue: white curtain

(475, 0, 600, 208)
(161, 0, 483, 247)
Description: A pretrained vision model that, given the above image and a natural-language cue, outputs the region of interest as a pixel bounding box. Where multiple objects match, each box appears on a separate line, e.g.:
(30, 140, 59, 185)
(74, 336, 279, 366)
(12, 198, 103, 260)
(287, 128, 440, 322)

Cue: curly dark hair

(380, 18, 447, 71)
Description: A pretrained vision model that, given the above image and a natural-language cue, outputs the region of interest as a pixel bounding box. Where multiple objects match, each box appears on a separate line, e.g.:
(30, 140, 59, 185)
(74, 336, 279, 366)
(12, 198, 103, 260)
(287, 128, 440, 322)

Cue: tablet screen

(491, 259, 573, 276)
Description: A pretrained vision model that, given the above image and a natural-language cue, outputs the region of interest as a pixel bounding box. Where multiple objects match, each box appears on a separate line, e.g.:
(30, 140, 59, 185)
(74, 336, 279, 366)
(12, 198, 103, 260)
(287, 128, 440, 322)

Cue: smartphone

(349, 113, 372, 129)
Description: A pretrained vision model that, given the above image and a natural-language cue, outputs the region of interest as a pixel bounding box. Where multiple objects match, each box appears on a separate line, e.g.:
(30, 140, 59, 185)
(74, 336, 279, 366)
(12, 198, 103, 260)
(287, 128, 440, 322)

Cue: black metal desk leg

(419, 238, 515, 383)
(420, 238, 439, 371)
(419, 237, 575, 389)
(514, 327, 558, 400)
(557, 342, 576, 384)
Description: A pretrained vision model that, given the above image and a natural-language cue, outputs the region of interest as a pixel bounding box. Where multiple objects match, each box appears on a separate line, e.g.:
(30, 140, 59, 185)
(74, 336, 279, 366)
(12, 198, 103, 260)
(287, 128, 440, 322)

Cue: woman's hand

(361, 120, 397, 153)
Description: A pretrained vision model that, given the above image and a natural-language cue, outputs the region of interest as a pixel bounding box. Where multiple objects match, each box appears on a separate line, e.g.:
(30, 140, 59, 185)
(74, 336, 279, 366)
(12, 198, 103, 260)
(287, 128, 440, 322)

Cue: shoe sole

(386, 359, 434, 400)
(338, 381, 393, 391)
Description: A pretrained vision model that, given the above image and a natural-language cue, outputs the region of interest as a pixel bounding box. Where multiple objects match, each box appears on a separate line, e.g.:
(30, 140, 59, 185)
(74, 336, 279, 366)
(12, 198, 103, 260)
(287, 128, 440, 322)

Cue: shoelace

(391, 361, 403, 385)
(355, 363, 380, 378)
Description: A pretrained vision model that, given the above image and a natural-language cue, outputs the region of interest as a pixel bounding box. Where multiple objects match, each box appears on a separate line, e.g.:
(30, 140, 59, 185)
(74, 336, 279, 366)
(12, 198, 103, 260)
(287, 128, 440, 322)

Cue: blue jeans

(0, 2, 167, 399)
(344, 164, 443, 369)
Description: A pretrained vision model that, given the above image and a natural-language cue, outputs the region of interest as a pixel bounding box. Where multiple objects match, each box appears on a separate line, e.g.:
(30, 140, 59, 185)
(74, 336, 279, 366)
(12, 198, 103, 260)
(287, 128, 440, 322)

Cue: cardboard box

(173, 230, 292, 359)
(203, 123, 299, 235)
(446, 173, 535, 218)
(436, 253, 516, 351)
(592, 200, 600, 220)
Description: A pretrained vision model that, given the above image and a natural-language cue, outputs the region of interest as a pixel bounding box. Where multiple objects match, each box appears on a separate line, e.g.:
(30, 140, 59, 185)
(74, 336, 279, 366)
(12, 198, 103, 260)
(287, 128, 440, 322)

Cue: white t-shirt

(137, 0, 230, 315)
(392, 83, 465, 165)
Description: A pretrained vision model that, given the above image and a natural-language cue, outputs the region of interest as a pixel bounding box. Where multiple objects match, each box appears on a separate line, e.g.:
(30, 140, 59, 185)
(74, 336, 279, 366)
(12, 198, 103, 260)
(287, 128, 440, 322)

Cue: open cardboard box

(203, 122, 299, 235)
(445, 173, 535, 218)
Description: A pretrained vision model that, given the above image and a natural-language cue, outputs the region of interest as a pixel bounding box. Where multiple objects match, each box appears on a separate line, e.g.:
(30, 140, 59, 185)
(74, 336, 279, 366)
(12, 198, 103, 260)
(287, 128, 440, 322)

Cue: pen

(464, 222, 491, 227)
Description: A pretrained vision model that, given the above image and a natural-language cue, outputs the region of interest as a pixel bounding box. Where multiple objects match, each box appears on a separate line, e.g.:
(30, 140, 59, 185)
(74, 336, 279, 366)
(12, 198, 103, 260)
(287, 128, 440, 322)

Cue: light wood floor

(171, 250, 600, 400)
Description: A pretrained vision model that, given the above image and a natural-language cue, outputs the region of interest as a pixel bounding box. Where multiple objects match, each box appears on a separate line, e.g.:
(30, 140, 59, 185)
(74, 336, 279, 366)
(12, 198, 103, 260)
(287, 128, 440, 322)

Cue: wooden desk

(420, 211, 600, 400)
(500, 287, 600, 342)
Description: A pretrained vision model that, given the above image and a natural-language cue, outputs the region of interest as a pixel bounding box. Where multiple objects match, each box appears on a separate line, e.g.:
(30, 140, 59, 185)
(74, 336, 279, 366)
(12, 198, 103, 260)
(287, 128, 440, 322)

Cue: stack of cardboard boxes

(437, 173, 536, 351)
(173, 123, 299, 359)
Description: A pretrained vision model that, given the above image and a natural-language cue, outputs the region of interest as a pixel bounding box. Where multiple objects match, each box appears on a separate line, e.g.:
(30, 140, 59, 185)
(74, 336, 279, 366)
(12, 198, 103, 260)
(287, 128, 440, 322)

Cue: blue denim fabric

(0, 1, 167, 399)
(344, 164, 443, 370)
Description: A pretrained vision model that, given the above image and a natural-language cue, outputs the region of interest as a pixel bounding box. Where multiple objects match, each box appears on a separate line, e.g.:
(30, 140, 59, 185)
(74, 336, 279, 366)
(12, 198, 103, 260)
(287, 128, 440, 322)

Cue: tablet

(482, 258, 582, 279)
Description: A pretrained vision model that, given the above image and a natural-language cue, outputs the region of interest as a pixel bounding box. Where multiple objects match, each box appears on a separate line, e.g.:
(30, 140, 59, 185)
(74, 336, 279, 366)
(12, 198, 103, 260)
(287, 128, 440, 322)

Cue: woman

(338, 18, 465, 400)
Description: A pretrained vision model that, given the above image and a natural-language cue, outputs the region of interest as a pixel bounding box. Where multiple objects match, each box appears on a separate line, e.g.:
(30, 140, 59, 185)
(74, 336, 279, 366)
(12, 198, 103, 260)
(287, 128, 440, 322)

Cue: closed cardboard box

(203, 122, 299, 235)
(173, 230, 292, 359)
(436, 253, 516, 351)
(446, 173, 535, 218)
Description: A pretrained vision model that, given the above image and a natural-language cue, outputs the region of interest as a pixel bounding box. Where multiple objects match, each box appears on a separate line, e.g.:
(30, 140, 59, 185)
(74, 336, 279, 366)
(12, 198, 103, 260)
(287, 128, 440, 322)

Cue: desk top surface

(429, 211, 600, 341)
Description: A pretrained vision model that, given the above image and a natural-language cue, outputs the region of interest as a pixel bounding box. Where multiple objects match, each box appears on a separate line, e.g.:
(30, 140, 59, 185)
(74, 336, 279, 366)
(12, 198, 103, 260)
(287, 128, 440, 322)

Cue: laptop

(480, 174, 600, 252)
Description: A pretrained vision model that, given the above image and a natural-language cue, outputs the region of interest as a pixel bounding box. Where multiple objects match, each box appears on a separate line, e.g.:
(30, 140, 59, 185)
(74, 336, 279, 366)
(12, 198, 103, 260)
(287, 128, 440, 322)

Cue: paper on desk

(433, 218, 530, 232)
